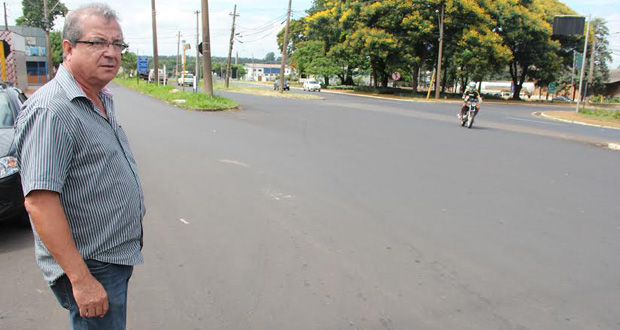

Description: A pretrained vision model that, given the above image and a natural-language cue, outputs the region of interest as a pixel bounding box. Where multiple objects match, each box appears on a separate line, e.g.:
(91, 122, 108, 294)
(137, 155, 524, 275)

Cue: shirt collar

(56, 64, 114, 102)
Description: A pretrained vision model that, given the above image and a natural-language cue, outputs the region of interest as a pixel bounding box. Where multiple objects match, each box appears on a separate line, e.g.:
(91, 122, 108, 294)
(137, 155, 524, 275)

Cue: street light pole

(279, 0, 292, 93)
(225, 5, 238, 89)
(434, 3, 444, 99)
(195, 10, 200, 85)
(151, 0, 159, 84)
(575, 15, 591, 113)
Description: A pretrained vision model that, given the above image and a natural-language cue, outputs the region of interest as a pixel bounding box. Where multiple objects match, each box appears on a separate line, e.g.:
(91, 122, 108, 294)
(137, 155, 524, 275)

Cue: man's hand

(72, 275, 109, 318)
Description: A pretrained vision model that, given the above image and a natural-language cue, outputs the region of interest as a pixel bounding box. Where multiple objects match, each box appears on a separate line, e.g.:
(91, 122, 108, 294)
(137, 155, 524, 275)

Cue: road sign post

(137, 56, 149, 84)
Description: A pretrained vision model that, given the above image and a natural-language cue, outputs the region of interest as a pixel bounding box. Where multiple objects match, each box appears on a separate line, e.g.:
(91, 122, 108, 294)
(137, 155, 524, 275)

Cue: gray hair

(62, 3, 121, 43)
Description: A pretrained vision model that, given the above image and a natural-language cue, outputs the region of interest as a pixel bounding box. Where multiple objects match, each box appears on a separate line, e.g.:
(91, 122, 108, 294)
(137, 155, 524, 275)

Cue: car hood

(0, 129, 15, 157)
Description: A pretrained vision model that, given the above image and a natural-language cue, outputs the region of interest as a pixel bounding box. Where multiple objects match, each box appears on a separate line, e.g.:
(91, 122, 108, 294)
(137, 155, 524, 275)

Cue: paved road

(1, 84, 619, 330)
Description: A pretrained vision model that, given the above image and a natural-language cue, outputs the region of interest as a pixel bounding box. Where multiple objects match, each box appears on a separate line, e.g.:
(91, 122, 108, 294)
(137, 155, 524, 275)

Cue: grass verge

(578, 108, 620, 121)
(209, 81, 323, 100)
(114, 77, 238, 111)
(542, 110, 620, 129)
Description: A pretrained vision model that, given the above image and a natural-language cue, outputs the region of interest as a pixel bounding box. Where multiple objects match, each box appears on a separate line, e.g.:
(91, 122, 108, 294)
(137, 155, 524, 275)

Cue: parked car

(178, 73, 194, 87)
(552, 96, 573, 103)
(303, 80, 321, 92)
(0, 83, 29, 226)
(148, 68, 167, 84)
(273, 80, 290, 91)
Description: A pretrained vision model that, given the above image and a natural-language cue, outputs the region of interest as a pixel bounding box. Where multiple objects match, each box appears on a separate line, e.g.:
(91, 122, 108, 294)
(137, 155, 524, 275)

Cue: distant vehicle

(0, 83, 29, 226)
(552, 96, 573, 103)
(303, 80, 321, 92)
(178, 74, 194, 87)
(274, 80, 290, 91)
(148, 68, 170, 84)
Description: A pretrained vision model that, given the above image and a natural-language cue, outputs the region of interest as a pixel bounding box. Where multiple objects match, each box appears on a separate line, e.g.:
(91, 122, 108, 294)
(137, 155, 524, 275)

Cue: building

(0, 29, 28, 89)
(243, 63, 293, 82)
(8, 25, 48, 85)
(604, 69, 620, 98)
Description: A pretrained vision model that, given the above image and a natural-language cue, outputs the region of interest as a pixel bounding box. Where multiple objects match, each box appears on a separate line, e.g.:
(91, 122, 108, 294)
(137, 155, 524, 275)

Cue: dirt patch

(541, 111, 620, 129)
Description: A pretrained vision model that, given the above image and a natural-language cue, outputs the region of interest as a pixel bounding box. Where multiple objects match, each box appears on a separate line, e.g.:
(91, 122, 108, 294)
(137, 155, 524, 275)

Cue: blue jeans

(50, 260, 133, 330)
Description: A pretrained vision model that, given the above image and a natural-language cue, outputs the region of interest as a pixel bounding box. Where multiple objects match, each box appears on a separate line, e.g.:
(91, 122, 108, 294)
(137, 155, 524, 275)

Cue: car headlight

(0, 156, 19, 178)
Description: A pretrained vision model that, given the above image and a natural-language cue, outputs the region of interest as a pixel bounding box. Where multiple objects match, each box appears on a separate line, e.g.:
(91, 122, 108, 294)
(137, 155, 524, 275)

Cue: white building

(243, 63, 293, 82)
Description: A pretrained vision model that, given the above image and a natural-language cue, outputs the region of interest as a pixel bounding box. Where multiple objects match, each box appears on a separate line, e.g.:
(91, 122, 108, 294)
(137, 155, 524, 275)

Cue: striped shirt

(14, 64, 145, 285)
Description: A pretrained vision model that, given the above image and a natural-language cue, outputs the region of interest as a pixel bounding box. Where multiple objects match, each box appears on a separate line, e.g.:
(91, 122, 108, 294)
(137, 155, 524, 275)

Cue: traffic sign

(549, 82, 556, 94)
(391, 72, 401, 81)
(575, 53, 583, 68)
(137, 56, 149, 74)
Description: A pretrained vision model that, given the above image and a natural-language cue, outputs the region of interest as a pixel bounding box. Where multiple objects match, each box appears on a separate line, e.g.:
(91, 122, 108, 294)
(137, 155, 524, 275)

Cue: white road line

(219, 159, 251, 168)
(179, 219, 190, 225)
(506, 117, 565, 126)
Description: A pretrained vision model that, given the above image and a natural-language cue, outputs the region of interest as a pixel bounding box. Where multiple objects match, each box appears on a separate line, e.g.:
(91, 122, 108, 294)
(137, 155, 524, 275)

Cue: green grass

(114, 77, 238, 111)
(578, 108, 620, 121)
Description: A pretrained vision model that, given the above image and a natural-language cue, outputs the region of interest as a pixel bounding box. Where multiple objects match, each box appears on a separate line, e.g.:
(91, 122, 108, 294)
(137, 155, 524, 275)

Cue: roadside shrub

(578, 108, 620, 120)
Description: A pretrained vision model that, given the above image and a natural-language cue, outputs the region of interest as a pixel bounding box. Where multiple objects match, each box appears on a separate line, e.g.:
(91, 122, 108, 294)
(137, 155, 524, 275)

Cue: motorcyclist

(459, 81, 482, 120)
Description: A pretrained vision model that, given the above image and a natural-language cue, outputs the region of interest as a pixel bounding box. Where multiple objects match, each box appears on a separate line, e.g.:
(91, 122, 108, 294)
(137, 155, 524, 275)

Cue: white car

(178, 74, 194, 87)
(303, 80, 321, 92)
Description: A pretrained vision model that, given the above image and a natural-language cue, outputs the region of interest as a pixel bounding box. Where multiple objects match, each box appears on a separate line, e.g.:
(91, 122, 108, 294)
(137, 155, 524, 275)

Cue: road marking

(179, 219, 190, 225)
(506, 116, 564, 126)
(219, 159, 250, 168)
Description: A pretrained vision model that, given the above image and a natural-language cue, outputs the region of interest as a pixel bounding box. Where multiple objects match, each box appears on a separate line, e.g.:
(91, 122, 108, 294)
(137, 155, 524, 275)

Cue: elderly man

(14, 3, 144, 330)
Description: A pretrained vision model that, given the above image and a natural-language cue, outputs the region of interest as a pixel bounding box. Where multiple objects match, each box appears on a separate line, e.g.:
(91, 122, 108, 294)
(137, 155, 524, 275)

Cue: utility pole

(151, 0, 159, 84)
(575, 15, 591, 113)
(4, 3, 8, 30)
(175, 31, 180, 78)
(43, 0, 53, 81)
(225, 5, 238, 88)
(585, 34, 597, 107)
(434, 3, 444, 99)
(195, 11, 200, 84)
(570, 50, 576, 101)
(201, 0, 213, 96)
(279, 0, 292, 93)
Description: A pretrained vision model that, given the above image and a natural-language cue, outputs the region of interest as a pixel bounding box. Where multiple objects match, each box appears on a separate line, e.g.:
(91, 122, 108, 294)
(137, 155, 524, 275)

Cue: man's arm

(25, 190, 109, 318)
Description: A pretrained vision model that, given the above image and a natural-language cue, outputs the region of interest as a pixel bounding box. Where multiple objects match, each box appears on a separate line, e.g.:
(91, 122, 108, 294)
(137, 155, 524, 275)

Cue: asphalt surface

(1, 83, 619, 330)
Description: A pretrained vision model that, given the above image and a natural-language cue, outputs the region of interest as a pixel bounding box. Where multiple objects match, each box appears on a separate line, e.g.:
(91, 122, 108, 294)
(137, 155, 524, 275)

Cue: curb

(537, 112, 620, 131)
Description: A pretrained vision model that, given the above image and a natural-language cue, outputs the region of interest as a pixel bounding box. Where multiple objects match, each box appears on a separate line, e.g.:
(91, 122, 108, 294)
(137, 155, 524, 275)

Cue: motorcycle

(461, 97, 477, 128)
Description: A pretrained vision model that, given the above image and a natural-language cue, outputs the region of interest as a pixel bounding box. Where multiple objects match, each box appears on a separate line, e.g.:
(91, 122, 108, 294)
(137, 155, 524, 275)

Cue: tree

(50, 30, 63, 67)
(264, 52, 276, 63)
(277, 19, 307, 56)
(453, 27, 512, 85)
(488, 0, 572, 99)
(120, 51, 137, 77)
(16, 0, 68, 30)
(587, 18, 613, 95)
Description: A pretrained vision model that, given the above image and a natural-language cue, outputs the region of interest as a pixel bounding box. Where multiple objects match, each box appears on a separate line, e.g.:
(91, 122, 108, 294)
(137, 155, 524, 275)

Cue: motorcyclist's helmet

(468, 82, 477, 89)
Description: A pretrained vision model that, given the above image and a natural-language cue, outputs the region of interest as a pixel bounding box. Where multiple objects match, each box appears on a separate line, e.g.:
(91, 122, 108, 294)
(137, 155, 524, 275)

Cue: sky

(2, 0, 619, 67)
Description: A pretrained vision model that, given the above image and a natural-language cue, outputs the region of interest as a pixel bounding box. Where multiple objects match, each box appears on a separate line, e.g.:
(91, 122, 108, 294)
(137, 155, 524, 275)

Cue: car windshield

(0, 93, 13, 128)
(186, 74, 193, 78)
(308, 81, 318, 84)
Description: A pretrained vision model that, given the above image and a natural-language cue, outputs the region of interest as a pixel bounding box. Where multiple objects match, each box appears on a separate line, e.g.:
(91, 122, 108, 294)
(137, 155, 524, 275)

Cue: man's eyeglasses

(74, 40, 129, 52)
